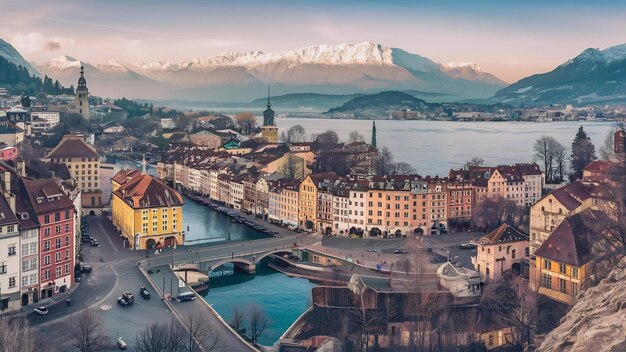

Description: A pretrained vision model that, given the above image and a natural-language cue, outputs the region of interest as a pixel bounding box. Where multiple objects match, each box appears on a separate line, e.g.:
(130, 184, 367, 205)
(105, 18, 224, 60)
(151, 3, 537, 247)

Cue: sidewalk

(2, 282, 81, 318)
(140, 264, 257, 352)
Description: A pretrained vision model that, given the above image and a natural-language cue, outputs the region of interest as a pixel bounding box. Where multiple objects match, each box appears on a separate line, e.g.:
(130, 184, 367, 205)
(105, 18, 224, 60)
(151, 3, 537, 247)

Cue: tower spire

(371, 119, 377, 148)
(267, 84, 271, 108)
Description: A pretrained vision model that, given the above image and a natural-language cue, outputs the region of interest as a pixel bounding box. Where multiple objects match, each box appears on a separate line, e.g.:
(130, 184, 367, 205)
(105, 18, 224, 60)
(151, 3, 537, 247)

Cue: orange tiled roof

(479, 224, 528, 245)
(113, 173, 183, 209)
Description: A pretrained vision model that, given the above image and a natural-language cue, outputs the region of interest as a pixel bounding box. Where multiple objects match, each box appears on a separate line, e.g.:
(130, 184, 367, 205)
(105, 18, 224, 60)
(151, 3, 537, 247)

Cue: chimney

(1, 171, 15, 213)
(16, 159, 25, 176)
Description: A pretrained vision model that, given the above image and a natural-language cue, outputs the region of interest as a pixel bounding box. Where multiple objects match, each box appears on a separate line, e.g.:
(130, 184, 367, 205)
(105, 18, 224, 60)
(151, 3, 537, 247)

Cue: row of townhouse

(0, 163, 77, 312)
(449, 163, 544, 208)
(158, 145, 545, 237)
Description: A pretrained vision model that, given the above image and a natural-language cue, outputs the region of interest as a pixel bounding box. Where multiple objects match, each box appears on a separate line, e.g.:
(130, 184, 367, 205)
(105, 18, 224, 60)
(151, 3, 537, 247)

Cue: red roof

(534, 210, 607, 266)
(113, 173, 184, 209)
(22, 178, 74, 214)
(480, 224, 528, 245)
(47, 135, 99, 158)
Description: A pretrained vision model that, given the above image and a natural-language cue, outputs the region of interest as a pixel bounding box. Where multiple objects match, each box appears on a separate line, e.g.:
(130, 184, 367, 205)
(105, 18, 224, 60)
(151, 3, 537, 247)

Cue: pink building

(472, 224, 529, 283)
(0, 144, 17, 161)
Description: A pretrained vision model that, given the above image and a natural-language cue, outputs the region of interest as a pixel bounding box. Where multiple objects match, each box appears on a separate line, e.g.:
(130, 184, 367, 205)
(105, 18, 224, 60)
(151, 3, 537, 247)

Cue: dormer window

(36, 197, 44, 203)
(21, 213, 29, 220)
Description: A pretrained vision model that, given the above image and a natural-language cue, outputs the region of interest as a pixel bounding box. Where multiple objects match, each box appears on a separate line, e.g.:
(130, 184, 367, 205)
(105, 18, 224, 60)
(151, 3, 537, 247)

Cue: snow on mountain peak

(442, 62, 484, 72)
(136, 42, 396, 71)
(48, 55, 82, 69)
(97, 60, 129, 73)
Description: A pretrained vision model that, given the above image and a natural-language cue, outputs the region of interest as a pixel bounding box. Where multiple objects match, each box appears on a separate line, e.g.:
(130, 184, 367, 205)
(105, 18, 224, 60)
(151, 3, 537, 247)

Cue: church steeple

(371, 119, 377, 148)
(261, 85, 278, 144)
(77, 65, 88, 92)
(75, 65, 90, 120)
(263, 84, 275, 127)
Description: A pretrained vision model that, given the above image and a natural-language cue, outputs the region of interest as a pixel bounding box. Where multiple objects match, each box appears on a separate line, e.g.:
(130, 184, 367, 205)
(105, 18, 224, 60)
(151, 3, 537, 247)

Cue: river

(272, 119, 615, 176)
(182, 198, 315, 346)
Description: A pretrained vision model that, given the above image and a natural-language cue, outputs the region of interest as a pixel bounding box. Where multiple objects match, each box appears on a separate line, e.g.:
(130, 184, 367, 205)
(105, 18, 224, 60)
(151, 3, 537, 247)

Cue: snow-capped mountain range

(35, 42, 506, 101)
(494, 43, 626, 105)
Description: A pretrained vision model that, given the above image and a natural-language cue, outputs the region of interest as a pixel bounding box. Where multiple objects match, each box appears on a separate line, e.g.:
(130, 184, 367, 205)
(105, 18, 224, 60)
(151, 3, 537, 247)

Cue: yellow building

(298, 175, 318, 231)
(529, 181, 600, 255)
(298, 172, 337, 232)
(47, 134, 102, 209)
(533, 211, 604, 305)
(111, 170, 184, 250)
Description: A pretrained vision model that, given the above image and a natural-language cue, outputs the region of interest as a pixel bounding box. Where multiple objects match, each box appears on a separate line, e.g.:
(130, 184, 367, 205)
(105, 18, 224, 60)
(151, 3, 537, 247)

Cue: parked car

(81, 265, 92, 273)
(139, 286, 151, 299)
(458, 243, 477, 250)
(34, 306, 48, 315)
(90, 239, 100, 247)
(82, 237, 92, 243)
(366, 248, 381, 253)
(117, 337, 127, 350)
(117, 298, 130, 307)
(175, 291, 196, 302)
(393, 249, 408, 254)
(287, 224, 298, 231)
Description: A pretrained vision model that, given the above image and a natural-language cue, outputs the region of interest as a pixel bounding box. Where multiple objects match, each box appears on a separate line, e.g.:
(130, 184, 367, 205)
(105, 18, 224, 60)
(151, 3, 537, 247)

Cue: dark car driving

(140, 286, 151, 299)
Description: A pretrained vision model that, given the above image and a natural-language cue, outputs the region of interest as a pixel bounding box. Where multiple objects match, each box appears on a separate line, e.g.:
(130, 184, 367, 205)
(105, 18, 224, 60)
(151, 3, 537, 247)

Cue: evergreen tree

(570, 126, 596, 180)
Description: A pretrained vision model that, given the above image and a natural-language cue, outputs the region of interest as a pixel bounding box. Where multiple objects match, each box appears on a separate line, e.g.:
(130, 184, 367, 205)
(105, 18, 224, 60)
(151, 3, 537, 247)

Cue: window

(65, 223, 70, 233)
(55, 266, 62, 278)
(542, 274, 552, 289)
(55, 213, 61, 222)
(65, 210, 71, 219)
(572, 267, 578, 279)
(572, 282, 579, 296)
(65, 264, 70, 274)
(44, 255, 50, 265)
(44, 241, 50, 251)
(8, 276, 15, 288)
(55, 238, 62, 249)
(44, 215, 50, 224)
(511, 249, 516, 259)
(543, 259, 551, 270)
(0, 262, 6, 274)
(8, 244, 16, 256)
(55, 225, 61, 234)
(559, 278, 566, 293)
(55, 252, 61, 262)
(43, 269, 51, 280)
(559, 263, 566, 274)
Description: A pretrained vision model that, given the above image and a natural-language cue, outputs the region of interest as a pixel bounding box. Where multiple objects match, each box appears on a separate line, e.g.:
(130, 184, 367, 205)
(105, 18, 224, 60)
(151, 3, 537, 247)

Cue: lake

(272, 118, 615, 176)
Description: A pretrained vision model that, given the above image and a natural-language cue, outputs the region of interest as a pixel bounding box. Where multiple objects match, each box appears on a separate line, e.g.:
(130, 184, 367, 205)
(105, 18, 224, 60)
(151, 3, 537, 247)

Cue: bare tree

(472, 196, 525, 231)
(135, 320, 185, 352)
(378, 146, 395, 176)
(230, 306, 246, 335)
(181, 311, 217, 352)
(70, 309, 107, 352)
(464, 156, 485, 169)
(599, 129, 616, 161)
(553, 142, 567, 183)
(394, 162, 417, 175)
(534, 136, 565, 183)
(279, 153, 303, 179)
(246, 303, 270, 345)
(348, 131, 366, 143)
(0, 316, 50, 352)
(282, 124, 307, 143)
(234, 113, 257, 135)
(316, 130, 340, 145)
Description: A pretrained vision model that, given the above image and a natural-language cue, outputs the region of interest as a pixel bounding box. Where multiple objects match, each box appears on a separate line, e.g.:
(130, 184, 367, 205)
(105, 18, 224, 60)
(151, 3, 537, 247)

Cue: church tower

(75, 65, 90, 120)
(261, 85, 278, 144)
(371, 119, 377, 148)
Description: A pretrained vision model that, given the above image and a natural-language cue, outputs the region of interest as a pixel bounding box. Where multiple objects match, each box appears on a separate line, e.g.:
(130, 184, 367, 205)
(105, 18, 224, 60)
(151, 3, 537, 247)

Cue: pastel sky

(2, 0, 626, 82)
